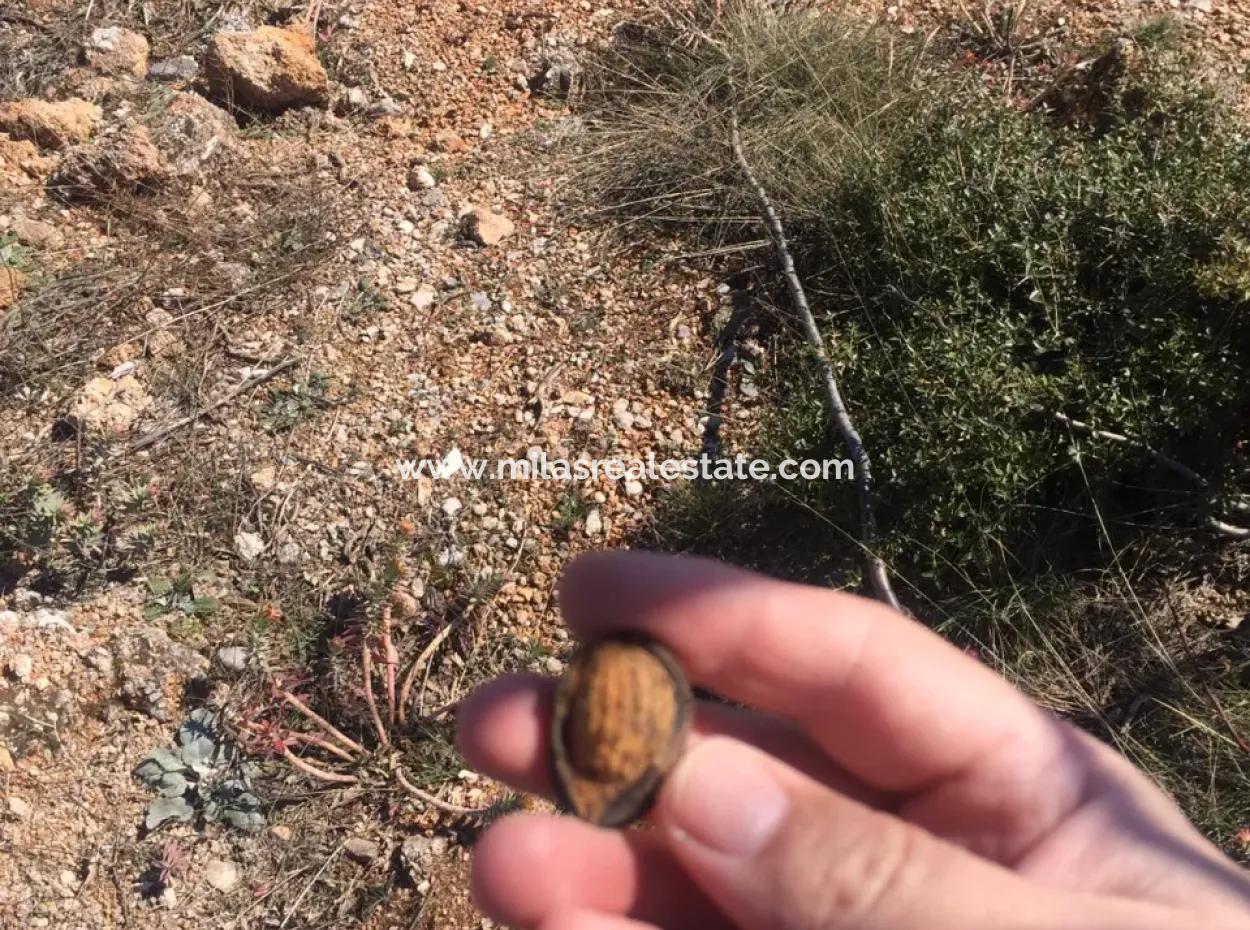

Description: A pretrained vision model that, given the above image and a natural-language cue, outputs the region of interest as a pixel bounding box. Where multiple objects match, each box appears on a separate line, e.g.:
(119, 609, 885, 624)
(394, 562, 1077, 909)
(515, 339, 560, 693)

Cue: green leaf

(182, 596, 219, 617)
(222, 804, 265, 833)
(134, 747, 186, 787)
(145, 795, 194, 830)
(156, 770, 190, 799)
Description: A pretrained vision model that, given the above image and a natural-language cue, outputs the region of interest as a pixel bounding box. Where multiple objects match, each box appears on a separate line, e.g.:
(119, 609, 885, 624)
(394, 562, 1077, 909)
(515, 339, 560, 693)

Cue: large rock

(0, 134, 58, 184)
(149, 92, 235, 175)
(50, 123, 169, 199)
(205, 26, 329, 113)
(70, 373, 151, 434)
(9, 215, 64, 250)
(0, 98, 101, 151)
(108, 624, 207, 721)
(82, 26, 150, 78)
(8, 215, 63, 251)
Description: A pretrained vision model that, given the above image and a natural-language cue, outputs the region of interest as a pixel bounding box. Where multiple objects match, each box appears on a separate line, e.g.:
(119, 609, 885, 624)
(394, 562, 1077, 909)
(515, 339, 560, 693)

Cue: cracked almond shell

(551, 633, 693, 827)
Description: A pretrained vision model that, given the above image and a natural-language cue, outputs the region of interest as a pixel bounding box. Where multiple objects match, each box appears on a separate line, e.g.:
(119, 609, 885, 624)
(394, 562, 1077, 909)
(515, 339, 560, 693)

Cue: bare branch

(398, 620, 458, 723)
(120, 358, 298, 457)
(361, 640, 391, 748)
(394, 767, 490, 817)
(278, 689, 365, 755)
(1055, 412, 1250, 538)
(282, 747, 358, 784)
(381, 606, 399, 725)
(728, 105, 901, 611)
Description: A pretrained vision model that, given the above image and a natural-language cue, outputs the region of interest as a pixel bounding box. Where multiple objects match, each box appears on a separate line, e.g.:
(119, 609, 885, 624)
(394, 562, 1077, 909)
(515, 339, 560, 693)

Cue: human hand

(457, 552, 1250, 930)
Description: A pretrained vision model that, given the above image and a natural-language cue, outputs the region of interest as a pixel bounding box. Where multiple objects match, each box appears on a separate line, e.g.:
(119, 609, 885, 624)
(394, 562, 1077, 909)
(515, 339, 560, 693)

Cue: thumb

(655, 737, 1173, 930)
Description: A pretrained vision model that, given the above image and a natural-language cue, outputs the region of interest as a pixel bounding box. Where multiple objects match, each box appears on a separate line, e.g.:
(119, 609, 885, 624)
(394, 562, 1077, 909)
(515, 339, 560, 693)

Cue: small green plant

(344, 280, 390, 319)
(552, 489, 590, 537)
(144, 572, 219, 620)
(263, 372, 331, 432)
(0, 234, 30, 270)
(133, 706, 264, 832)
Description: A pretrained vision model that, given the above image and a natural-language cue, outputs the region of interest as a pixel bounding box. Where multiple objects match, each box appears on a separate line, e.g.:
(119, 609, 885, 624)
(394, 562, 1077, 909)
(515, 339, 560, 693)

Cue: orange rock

(82, 26, 150, 78)
(0, 133, 58, 182)
(460, 206, 515, 247)
(205, 26, 330, 113)
(50, 123, 169, 199)
(0, 98, 101, 151)
(433, 128, 470, 153)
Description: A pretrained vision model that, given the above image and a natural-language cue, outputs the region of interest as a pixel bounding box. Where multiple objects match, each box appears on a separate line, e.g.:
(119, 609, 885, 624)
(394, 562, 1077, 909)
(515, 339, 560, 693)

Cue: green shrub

(777, 58, 1250, 585)
(582, 3, 1250, 590)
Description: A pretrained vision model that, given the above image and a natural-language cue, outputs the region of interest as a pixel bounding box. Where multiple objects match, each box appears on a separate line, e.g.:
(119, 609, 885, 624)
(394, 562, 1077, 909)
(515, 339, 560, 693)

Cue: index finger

(558, 551, 1074, 799)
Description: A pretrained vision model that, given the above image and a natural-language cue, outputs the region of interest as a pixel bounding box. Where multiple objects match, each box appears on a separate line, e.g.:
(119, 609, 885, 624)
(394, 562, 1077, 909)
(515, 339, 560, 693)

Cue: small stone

(204, 859, 239, 893)
(411, 284, 437, 311)
(401, 834, 448, 881)
(0, 745, 14, 772)
(433, 129, 469, 153)
(234, 531, 265, 562)
(460, 207, 515, 246)
(344, 837, 381, 864)
(271, 825, 292, 842)
(545, 656, 565, 675)
(148, 55, 199, 82)
(251, 466, 277, 491)
(408, 165, 437, 190)
(9, 654, 33, 681)
(216, 645, 249, 672)
(611, 399, 634, 430)
(7, 796, 31, 819)
(389, 590, 419, 618)
(368, 97, 404, 119)
(624, 480, 644, 498)
(441, 497, 462, 518)
(584, 509, 603, 537)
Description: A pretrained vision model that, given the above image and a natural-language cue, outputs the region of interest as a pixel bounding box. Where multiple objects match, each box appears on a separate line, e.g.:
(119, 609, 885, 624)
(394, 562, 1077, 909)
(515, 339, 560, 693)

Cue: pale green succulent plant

(133, 706, 264, 833)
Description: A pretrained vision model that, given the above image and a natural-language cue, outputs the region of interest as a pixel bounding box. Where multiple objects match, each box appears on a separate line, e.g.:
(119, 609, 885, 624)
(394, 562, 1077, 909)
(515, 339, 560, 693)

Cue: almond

(551, 634, 692, 826)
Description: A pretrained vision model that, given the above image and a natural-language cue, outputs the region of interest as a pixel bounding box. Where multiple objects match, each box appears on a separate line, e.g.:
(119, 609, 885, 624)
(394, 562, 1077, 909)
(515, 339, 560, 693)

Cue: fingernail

(663, 738, 789, 857)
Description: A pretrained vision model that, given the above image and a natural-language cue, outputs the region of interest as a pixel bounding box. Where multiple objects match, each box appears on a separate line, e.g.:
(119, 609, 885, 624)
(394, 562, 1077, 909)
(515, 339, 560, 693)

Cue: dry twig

(1055, 412, 1249, 539)
(120, 358, 298, 457)
(395, 767, 490, 817)
(728, 105, 901, 611)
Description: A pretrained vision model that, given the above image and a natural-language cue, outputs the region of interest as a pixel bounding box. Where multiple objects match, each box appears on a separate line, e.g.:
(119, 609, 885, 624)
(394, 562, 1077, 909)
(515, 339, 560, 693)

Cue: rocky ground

(0, 0, 1242, 927)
